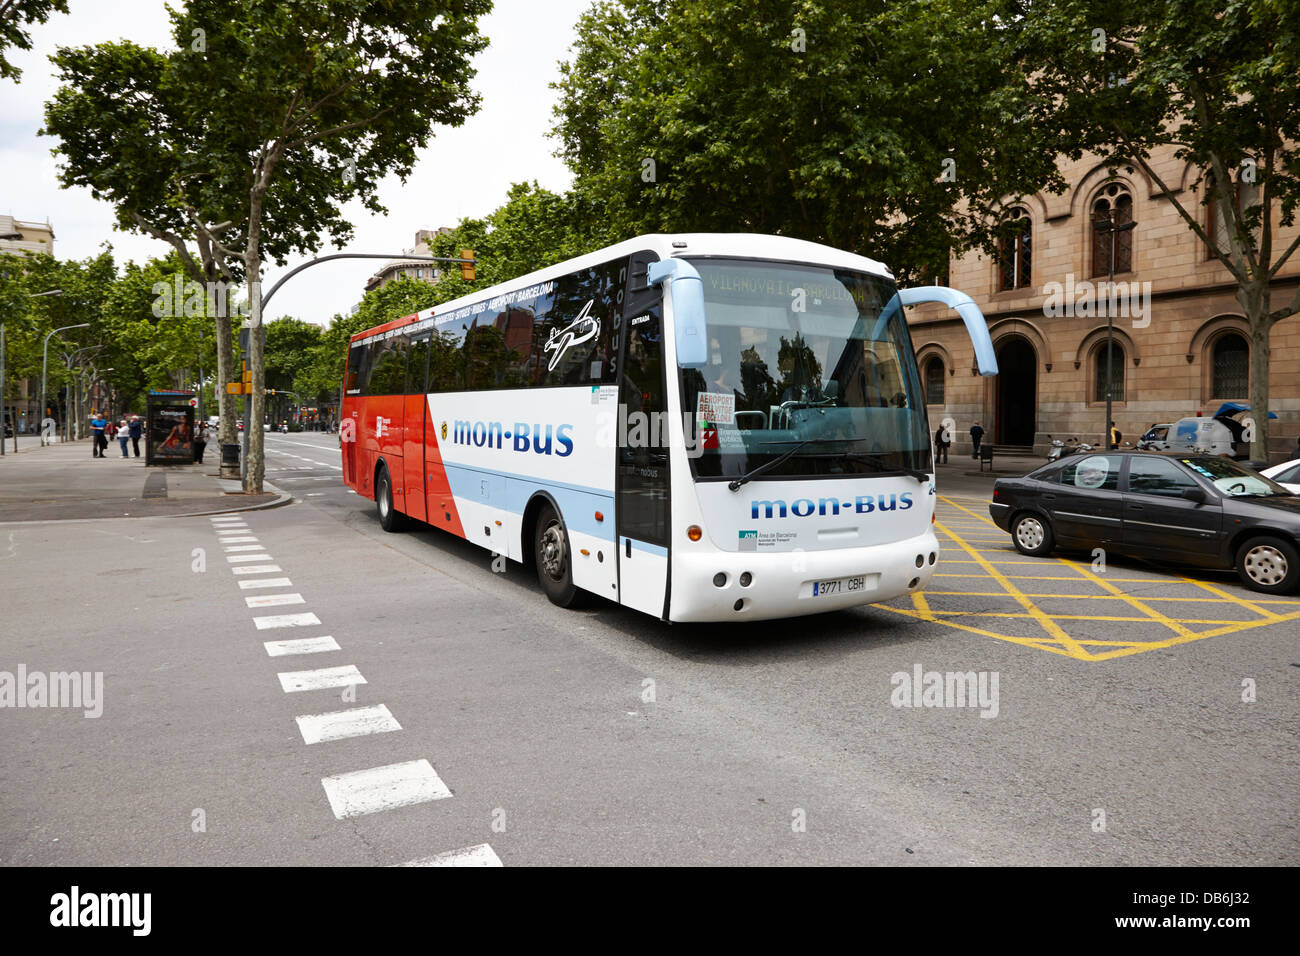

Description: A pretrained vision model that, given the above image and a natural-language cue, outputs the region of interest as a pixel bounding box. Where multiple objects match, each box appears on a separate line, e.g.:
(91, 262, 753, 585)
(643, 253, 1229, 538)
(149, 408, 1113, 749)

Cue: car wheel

(1011, 511, 1055, 557)
(534, 503, 584, 608)
(375, 465, 408, 533)
(1234, 536, 1299, 594)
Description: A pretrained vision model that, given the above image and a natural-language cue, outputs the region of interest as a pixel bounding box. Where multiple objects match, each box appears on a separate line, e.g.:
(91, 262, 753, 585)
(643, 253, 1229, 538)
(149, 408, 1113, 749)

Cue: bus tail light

(687, 525, 702, 541)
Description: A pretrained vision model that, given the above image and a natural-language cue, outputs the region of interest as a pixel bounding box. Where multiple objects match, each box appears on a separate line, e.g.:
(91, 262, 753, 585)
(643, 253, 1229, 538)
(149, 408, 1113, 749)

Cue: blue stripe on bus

(622, 537, 668, 558)
(442, 464, 616, 542)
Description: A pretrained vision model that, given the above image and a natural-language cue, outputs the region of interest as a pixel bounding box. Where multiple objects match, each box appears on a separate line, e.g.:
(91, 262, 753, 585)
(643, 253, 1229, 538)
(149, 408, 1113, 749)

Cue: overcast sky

(0, 0, 592, 325)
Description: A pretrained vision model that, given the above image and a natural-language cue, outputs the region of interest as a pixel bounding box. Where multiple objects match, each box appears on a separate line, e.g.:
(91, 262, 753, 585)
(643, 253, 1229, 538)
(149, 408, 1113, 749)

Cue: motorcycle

(1046, 435, 1093, 461)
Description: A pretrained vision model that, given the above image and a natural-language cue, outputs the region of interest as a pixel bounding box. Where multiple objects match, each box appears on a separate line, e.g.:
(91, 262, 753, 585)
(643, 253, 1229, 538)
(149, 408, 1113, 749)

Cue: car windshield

(680, 258, 930, 480)
(1178, 457, 1291, 496)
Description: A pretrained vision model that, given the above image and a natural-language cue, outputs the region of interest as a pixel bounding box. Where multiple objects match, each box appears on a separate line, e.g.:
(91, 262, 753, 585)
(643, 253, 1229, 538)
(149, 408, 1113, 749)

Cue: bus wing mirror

(881, 287, 999, 377)
(648, 258, 708, 368)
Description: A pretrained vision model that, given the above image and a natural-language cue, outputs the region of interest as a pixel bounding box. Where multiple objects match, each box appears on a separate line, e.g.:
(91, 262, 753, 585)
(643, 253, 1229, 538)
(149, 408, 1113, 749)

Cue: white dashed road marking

(320, 759, 451, 819)
(254, 611, 321, 630)
(239, 577, 293, 589)
(245, 593, 306, 608)
(263, 635, 340, 656)
(397, 844, 504, 867)
(296, 704, 401, 745)
(277, 664, 366, 692)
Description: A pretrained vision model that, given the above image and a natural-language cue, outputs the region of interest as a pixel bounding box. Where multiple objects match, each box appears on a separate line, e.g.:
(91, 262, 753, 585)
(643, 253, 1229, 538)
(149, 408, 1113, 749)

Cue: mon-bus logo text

(452, 420, 575, 457)
(751, 493, 914, 519)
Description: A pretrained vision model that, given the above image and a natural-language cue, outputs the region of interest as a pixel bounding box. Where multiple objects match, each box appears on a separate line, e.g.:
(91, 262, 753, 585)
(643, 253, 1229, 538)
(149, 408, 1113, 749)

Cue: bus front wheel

(534, 503, 583, 608)
(375, 465, 408, 533)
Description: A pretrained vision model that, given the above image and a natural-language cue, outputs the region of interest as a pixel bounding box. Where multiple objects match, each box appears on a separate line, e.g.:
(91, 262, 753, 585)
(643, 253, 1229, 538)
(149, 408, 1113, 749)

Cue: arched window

(1090, 183, 1134, 276)
(924, 356, 945, 405)
(998, 209, 1032, 291)
(1093, 341, 1125, 403)
(1211, 333, 1249, 397)
(1206, 172, 1262, 259)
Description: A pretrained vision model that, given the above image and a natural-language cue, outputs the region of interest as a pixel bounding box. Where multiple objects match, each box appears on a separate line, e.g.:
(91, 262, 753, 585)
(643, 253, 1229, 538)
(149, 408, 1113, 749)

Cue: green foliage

(292, 276, 442, 404)
(0, 0, 69, 80)
(552, 0, 1063, 281)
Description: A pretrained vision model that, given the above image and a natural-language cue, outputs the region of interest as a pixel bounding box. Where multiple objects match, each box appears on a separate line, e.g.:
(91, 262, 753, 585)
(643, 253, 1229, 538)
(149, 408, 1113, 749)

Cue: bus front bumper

(668, 530, 941, 623)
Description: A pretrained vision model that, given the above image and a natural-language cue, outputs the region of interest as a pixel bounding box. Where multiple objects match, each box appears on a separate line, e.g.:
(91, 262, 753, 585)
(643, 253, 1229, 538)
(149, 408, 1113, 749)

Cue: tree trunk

(1247, 314, 1271, 462)
(244, 260, 265, 494)
(215, 311, 236, 445)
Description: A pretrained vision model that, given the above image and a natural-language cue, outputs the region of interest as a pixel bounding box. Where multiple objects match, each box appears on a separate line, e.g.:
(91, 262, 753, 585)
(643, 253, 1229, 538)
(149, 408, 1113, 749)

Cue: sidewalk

(933, 452, 1044, 498)
(0, 436, 289, 522)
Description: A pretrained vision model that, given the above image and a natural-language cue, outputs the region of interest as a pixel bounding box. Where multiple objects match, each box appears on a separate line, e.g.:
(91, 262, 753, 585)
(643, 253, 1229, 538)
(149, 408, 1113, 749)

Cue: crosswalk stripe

(254, 611, 321, 630)
(245, 593, 306, 608)
(320, 759, 451, 819)
(232, 564, 283, 574)
(227, 553, 273, 563)
(396, 844, 503, 867)
(239, 577, 292, 589)
(223, 544, 266, 552)
(263, 635, 340, 656)
(277, 664, 365, 692)
(218, 536, 259, 544)
(295, 704, 401, 744)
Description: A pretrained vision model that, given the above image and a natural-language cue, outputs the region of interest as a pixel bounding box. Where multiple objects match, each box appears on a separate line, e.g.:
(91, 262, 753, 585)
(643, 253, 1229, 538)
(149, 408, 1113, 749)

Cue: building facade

(908, 147, 1300, 460)
(1, 214, 56, 434)
(363, 227, 452, 293)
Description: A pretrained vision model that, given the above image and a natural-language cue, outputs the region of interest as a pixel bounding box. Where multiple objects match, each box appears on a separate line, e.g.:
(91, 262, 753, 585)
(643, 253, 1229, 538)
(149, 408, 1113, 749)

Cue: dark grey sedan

(989, 452, 1300, 594)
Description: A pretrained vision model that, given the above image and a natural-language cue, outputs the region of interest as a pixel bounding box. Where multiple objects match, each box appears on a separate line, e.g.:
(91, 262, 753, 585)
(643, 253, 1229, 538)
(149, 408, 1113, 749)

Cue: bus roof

(348, 233, 894, 345)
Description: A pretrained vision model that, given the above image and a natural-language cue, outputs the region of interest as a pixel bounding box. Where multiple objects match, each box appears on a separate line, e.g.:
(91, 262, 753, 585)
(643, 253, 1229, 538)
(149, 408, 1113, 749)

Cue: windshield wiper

(727, 438, 856, 492)
(839, 452, 929, 482)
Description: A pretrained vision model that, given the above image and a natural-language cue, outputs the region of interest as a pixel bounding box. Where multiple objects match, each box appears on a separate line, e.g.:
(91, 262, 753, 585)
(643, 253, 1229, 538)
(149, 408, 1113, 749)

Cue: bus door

(615, 298, 670, 617)
(403, 332, 431, 524)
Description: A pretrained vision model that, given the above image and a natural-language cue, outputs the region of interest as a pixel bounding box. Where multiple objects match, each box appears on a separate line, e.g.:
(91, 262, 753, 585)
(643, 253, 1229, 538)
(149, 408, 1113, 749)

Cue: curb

(163, 480, 296, 518)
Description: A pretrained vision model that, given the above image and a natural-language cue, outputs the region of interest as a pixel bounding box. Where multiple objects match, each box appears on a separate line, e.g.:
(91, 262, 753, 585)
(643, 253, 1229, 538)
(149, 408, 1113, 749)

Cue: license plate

(812, 575, 866, 597)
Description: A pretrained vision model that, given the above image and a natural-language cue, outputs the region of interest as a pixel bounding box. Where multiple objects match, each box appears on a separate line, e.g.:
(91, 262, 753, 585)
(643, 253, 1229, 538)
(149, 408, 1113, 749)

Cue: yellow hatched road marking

(900, 494, 1300, 660)
(934, 521, 1091, 659)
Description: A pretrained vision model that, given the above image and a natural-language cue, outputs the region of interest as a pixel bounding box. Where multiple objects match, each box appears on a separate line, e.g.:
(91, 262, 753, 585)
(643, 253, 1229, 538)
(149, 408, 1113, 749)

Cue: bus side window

(365, 335, 408, 396)
(429, 326, 466, 392)
(344, 342, 367, 395)
(406, 335, 431, 395)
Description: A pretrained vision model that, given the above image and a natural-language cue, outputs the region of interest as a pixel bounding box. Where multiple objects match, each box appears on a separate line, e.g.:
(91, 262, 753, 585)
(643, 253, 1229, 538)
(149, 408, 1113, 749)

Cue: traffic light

(460, 249, 475, 282)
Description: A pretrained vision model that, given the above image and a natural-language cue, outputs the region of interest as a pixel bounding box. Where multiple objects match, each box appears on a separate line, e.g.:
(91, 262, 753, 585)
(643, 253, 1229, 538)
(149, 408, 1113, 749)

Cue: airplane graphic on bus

(543, 299, 600, 371)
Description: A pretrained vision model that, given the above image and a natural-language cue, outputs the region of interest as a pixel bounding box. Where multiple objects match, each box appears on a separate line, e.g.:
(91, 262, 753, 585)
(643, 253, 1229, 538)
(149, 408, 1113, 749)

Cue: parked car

(989, 451, 1300, 594)
(1137, 404, 1277, 459)
(1261, 459, 1300, 495)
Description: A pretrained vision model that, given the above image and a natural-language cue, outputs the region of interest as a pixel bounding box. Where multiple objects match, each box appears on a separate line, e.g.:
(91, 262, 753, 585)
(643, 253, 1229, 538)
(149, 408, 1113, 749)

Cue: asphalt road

(1, 432, 1296, 866)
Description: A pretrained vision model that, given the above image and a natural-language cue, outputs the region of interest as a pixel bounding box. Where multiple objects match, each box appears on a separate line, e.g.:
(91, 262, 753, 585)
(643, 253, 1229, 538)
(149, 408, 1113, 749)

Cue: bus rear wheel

(534, 503, 583, 608)
(375, 465, 408, 533)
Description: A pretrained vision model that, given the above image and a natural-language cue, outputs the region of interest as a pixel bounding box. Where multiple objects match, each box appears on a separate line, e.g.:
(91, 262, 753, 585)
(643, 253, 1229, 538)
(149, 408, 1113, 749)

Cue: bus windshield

(681, 258, 931, 480)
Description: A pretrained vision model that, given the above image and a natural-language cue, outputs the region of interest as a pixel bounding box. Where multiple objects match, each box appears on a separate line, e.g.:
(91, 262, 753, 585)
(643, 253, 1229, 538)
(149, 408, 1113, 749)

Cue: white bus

(341, 233, 998, 621)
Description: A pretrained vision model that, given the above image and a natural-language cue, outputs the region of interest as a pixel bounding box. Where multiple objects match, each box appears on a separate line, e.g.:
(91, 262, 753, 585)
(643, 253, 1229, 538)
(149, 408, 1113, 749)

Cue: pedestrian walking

(116, 420, 131, 457)
(89, 412, 107, 458)
(194, 422, 208, 464)
(1108, 420, 1122, 450)
(970, 421, 985, 458)
(128, 415, 143, 457)
(933, 424, 949, 464)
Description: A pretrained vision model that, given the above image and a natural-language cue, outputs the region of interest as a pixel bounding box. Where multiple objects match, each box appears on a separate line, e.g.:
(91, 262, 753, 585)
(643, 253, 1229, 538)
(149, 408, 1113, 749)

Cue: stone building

(1, 214, 56, 434)
(907, 147, 1300, 460)
(363, 227, 453, 293)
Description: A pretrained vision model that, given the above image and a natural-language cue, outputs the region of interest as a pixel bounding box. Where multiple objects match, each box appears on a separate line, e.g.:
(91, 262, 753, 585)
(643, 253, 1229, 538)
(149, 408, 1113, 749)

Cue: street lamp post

(39, 316, 87, 445)
(1095, 210, 1137, 448)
